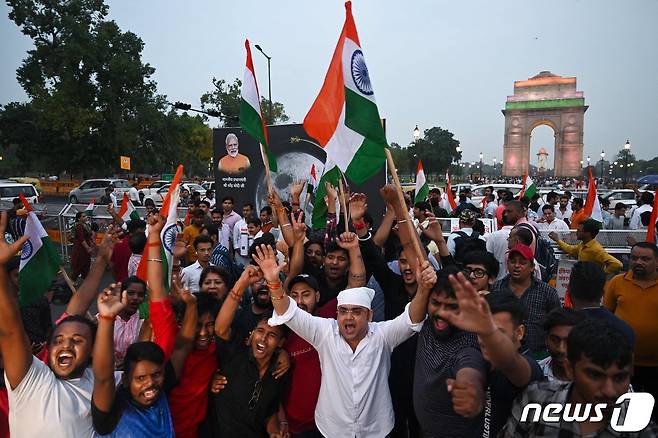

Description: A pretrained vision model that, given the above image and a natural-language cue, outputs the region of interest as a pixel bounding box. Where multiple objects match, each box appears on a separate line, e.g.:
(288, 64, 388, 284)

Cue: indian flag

(414, 160, 429, 203)
(303, 1, 387, 185)
(84, 199, 95, 217)
(311, 158, 342, 229)
(158, 164, 183, 288)
(519, 172, 537, 200)
(118, 193, 140, 222)
(240, 39, 277, 172)
(307, 163, 319, 194)
(583, 167, 603, 223)
(444, 172, 457, 212)
(17, 194, 61, 306)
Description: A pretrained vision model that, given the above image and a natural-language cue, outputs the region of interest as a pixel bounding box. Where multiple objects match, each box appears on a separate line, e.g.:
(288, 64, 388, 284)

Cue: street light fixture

(479, 152, 483, 180)
(413, 125, 421, 141)
(623, 140, 631, 184)
(254, 44, 273, 123)
(173, 101, 223, 118)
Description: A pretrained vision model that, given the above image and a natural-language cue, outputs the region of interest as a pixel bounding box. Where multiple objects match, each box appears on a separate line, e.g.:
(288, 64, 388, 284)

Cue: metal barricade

(537, 229, 647, 255)
(58, 204, 190, 263)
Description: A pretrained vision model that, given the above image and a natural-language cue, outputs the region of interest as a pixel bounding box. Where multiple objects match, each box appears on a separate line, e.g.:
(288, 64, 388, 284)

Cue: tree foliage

(0, 0, 211, 176)
(200, 77, 289, 126)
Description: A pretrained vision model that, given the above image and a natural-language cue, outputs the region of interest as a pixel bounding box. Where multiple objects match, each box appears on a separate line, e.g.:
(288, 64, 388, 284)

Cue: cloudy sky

(1, 0, 656, 167)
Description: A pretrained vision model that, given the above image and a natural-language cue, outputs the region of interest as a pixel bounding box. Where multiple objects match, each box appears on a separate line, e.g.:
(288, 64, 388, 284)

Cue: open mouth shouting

(140, 387, 160, 404)
(56, 350, 75, 369)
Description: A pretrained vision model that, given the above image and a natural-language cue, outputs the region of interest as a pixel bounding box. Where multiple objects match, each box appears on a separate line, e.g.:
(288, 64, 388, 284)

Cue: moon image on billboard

(255, 151, 324, 219)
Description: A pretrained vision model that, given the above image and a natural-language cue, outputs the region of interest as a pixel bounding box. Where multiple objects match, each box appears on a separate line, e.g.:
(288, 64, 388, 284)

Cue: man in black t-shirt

(414, 269, 487, 438)
(438, 274, 544, 438)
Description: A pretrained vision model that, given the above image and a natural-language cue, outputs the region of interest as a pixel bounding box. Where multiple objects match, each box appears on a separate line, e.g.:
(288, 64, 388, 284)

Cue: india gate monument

(502, 71, 587, 177)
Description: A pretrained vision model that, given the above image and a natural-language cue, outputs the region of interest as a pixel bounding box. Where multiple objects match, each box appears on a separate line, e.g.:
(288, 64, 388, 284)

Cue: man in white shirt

(629, 191, 654, 230)
(232, 203, 255, 268)
(555, 194, 572, 222)
(181, 234, 214, 293)
(486, 225, 513, 280)
(534, 204, 569, 234)
(203, 189, 216, 209)
(252, 243, 435, 438)
(128, 182, 141, 206)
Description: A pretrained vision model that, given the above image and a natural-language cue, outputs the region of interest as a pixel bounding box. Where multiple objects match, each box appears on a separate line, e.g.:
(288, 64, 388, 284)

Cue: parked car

(138, 180, 170, 202)
(68, 178, 131, 204)
(201, 181, 215, 192)
(470, 184, 523, 207)
(602, 189, 643, 210)
(0, 182, 40, 204)
(142, 182, 206, 207)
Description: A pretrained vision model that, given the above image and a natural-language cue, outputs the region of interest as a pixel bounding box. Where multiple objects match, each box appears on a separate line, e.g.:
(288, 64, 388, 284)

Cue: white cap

(337, 287, 375, 310)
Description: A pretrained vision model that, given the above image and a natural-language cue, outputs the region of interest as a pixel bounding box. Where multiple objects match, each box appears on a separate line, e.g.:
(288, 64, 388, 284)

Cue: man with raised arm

(253, 242, 436, 438)
(0, 211, 113, 437)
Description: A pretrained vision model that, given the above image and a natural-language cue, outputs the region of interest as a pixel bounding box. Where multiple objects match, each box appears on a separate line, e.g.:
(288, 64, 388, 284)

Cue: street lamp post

(623, 140, 631, 184)
(254, 44, 273, 123)
(413, 125, 421, 142)
(600, 150, 605, 179)
(493, 157, 497, 179)
(173, 101, 223, 118)
(479, 152, 483, 180)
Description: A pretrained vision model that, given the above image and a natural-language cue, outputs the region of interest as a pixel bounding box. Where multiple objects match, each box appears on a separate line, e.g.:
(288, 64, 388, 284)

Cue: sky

(1, 0, 657, 167)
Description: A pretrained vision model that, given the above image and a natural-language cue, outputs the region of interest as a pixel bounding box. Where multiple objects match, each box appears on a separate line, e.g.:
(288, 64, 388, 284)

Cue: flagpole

(259, 144, 273, 194)
(384, 148, 425, 262)
(59, 267, 94, 321)
(338, 177, 350, 230)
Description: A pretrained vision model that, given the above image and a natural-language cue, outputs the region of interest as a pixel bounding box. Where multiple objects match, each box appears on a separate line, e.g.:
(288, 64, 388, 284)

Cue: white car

(0, 182, 40, 204)
(143, 182, 206, 207)
(138, 180, 170, 202)
(602, 189, 643, 210)
(470, 184, 523, 207)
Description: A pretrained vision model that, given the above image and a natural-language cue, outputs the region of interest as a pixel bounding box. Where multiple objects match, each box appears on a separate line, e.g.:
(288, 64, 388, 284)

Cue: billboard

(213, 123, 386, 228)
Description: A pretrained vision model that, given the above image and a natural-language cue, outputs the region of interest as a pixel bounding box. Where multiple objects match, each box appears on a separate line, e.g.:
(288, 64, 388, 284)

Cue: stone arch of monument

(502, 71, 588, 177)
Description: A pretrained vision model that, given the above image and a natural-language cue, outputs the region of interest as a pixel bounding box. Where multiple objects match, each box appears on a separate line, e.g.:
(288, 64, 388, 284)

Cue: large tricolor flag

(17, 194, 61, 306)
(118, 193, 140, 222)
(303, 1, 387, 186)
(444, 172, 457, 211)
(519, 171, 537, 200)
(414, 160, 429, 203)
(583, 167, 603, 223)
(240, 39, 277, 172)
(645, 189, 658, 243)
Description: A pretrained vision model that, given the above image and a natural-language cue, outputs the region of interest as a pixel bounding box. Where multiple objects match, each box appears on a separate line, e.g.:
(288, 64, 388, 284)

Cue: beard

(227, 148, 239, 158)
(430, 315, 455, 340)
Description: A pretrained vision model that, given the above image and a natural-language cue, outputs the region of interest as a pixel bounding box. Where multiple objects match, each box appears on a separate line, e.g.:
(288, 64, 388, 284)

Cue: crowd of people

(0, 177, 656, 437)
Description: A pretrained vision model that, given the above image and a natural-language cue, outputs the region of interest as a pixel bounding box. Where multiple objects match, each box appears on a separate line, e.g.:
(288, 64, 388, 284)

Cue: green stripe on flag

(18, 237, 61, 306)
(344, 88, 387, 145)
(415, 183, 429, 203)
(240, 97, 277, 172)
(311, 166, 341, 229)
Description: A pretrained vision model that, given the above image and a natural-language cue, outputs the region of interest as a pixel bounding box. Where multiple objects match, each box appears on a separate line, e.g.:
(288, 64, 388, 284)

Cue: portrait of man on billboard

(217, 132, 250, 175)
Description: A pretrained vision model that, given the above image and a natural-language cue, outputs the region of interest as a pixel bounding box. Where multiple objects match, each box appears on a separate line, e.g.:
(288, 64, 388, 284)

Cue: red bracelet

(353, 220, 366, 230)
(98, 314, 115, 322)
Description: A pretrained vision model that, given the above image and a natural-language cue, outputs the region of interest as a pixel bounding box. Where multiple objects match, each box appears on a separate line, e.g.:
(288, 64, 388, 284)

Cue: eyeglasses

(248, 379, 263, 410)
(462, 267, 488, 279)
(337, 307, 367, 317)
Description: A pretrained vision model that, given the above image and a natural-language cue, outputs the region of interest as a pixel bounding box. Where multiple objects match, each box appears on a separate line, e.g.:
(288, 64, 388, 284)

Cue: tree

(200, 77, 289, 126)
(407, 127, 461, 177)
(1, 0, 204, 176)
